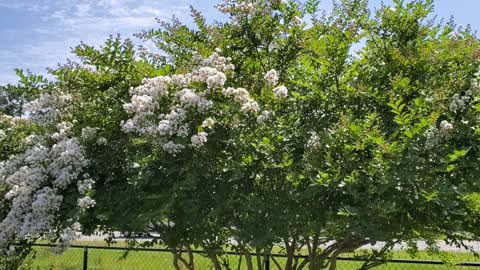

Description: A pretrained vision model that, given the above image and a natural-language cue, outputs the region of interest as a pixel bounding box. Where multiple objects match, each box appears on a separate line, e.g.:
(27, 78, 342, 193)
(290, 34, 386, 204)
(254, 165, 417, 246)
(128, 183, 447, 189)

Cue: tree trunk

(207, 249, 223, 270)
(185, 245, 195, 270)
(284, 238, 296, 270)
(256, 247, 264, 270)
(238, 242, 254, 270)
(172, 249, 182, 270)
(308, 235, 319, 270)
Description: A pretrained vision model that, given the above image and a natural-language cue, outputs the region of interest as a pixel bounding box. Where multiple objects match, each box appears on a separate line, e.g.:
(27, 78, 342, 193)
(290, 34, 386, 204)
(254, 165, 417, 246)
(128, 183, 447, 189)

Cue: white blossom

(191, 132, 208, 148)
(96, 137, 107, 145)
(78, 178, 95, 195)
(202, 118, 216, 129)
(206, 72, 227, 89)
(23, 92, 73, 125)
(51, 122, 74, 141)
(133, 76, 170, 97)
(201, 49, 234, 72)
(291, 16, 303, 26)
(440, 120, 453, 131)
(217, 1, 255, 15)
(81, 127, 97, 140)
(157, 120, 174, 136)
(222, 87, 259, 113)
(162, 141, 185, 154)
(78, 196, 96, 209)
(264, 69, 279, 86)
(273, 85, 288, 99)
(223, 87, 251, 103)
(307, 132, 321, 150)
(177, 88, 212, 111)
(121, 51, 236, 155)
(425, 121, 454, 149)
(176, 124, 190, 137)
(56, 224, 81, 252)
(171, 74, 191, 87)
(240, 101, 260, 113)
(257, 111, 273, 124)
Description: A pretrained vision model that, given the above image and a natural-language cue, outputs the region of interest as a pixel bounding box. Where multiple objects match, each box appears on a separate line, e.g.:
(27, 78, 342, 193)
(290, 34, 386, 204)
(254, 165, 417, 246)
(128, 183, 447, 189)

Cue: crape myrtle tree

(0, 36, 159, 269)
(124, 0, 480, 269)
(0, 1, 479, 270)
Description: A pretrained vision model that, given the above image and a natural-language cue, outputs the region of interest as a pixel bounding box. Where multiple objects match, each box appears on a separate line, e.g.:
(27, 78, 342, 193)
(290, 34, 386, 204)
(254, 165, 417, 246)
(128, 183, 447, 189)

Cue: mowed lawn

(20, 242, 480, 270)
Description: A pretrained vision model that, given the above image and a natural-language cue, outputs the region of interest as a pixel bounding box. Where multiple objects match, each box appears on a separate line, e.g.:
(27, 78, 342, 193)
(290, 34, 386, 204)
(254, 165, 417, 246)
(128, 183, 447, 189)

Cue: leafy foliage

(1, 1, 479, 270)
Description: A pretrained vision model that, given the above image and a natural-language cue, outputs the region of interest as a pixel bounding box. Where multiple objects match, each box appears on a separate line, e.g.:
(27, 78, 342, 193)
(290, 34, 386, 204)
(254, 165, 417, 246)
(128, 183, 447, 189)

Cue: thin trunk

(308, 235, 319, 270)
(185, 245, 195, 270)
(256, 247, 264, 270)
(237, 254, 243, 270)
(328, 248, 342, 270)
(207, 249, 223, 270)
(327, 237, 370, 270)
(284, 238, 296, 270)
(292, 255, 299, 270)
(359, 241, 396, 270)
(238, 242, 254, 270)
(172, 250, 181, 270)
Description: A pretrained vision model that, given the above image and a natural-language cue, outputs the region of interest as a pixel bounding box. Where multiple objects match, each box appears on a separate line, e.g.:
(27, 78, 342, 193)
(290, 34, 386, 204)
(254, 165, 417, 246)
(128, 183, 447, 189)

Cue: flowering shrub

(1, 0, 480, 270)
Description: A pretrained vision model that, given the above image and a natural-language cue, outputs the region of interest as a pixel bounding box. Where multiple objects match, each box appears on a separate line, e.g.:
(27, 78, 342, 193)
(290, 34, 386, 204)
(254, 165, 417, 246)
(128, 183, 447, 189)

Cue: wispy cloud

(0, 0, 217, 84)
(4, 0, 476, 85)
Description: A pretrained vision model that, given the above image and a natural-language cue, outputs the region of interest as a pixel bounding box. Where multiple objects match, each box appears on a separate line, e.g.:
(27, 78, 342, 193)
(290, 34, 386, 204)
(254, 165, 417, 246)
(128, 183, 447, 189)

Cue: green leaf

(448, 149, 469, 162)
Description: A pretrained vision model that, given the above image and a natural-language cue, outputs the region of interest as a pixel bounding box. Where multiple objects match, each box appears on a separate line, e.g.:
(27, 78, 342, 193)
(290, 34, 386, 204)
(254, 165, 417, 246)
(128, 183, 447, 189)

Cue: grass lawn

(19, 240, 480, 270)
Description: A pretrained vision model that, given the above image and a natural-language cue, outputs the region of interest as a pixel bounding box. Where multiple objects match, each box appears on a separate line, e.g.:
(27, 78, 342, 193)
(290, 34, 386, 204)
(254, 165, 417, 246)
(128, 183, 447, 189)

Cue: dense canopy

(1, 0, 479, 269)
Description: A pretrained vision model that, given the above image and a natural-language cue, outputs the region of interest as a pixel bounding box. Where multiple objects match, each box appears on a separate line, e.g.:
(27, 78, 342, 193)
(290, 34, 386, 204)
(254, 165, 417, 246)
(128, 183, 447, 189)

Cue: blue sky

(0, 0, 478, 85)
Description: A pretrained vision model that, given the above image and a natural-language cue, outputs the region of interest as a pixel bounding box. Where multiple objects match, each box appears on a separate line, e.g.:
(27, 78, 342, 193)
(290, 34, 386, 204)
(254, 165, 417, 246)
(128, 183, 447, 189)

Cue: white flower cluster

(264, 69, 288, 99)
(222, 87, 259, 113)
(81, 127, 97, 140)
(49, 137, 89, 189)
(306, 132, 321, 150)
(440, 120, 453, 131)
(51, 121, 73, 141)
(78, 196, 96, 209)
(273, 85, 288, 99)
(123, 51, 260, 154)
(176, 88, 212, 111)
(425, 120, 454, 149)
(122, 51, 230, 146)
(264, 69, 279, 86)
(0, 129, 5, 140)
(55, 223, 81, 253)
(257, 110, 273, 124)
(191, 132, 208, 148)
(162, 141, 185, 154)
(23, 92, 73, 125)
(0, 126, 89, 253)
(201, 49, 235, 73)
(202, 117, 216, 129)
(96, 137, 107, 145)
(291, 16, 303, 26)
(217, 0, 255, 14)
(77, 176, 95, 195)
(0, 114, 23, 126)
(449, 93, 472, 113)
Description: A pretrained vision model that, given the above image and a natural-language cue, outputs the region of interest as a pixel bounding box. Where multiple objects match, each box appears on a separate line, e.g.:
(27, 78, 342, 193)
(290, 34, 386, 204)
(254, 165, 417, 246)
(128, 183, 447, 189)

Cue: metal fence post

(83, 246, 88, 270)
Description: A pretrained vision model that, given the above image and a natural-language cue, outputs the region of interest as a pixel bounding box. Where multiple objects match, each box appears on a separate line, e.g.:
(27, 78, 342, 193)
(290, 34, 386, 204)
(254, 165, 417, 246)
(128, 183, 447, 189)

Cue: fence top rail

(31, 243, 480, 266)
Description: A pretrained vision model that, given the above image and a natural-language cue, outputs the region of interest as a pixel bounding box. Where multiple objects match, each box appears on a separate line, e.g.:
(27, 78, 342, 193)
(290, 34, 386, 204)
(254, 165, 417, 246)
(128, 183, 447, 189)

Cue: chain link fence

(17, 244, 480, 270)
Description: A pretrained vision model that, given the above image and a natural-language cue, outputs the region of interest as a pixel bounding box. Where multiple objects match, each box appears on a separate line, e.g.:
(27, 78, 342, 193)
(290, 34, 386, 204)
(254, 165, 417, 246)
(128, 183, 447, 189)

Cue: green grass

(20, 240, 480, 270)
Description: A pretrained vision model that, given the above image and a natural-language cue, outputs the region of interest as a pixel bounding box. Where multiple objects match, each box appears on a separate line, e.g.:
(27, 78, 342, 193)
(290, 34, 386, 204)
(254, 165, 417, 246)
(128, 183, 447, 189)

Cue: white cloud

(0, 0, 207, 84)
